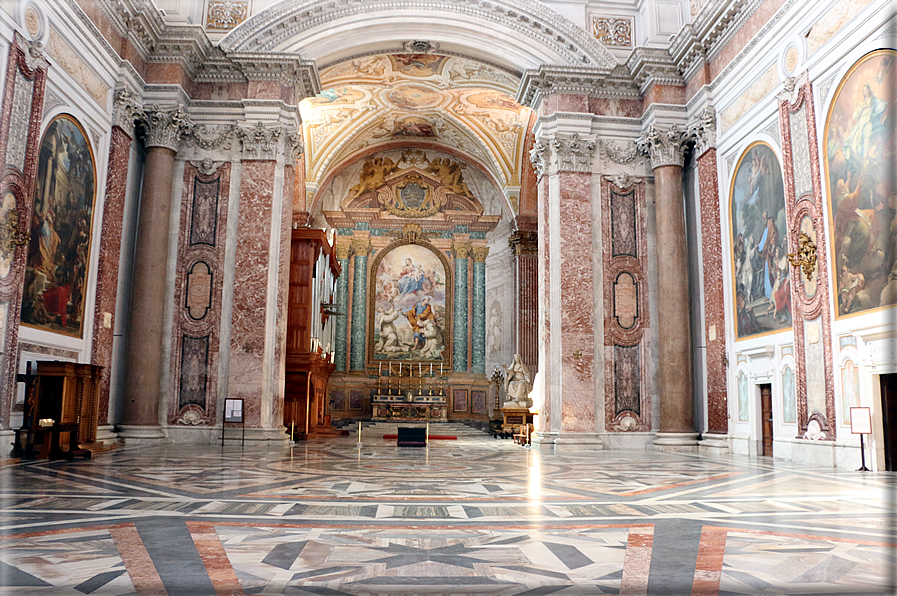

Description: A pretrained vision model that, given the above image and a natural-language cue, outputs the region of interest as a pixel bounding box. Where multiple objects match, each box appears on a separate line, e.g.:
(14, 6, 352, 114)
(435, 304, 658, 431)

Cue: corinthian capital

(634, 124, 689, 169)
(551, 133, 597, 173)
(529, 141, 548, 181)
(139, 106, 193, 151)
(112, 88, 142, 137)
(238, 122, 283, 160)
(686, 109, 716, 157)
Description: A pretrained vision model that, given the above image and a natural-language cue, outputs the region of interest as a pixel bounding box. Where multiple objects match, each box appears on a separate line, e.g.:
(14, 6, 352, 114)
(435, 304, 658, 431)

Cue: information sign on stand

(849, 407, 872, 471)
(222, 398, 245, 446)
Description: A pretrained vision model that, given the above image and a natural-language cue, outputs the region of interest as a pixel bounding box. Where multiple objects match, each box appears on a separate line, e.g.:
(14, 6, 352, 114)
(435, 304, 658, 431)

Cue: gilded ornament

(787, 232, 817, 281)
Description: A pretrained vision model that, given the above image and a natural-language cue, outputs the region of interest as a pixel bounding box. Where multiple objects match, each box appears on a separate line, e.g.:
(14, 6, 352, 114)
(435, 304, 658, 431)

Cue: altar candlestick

(379, 362, 382, 376)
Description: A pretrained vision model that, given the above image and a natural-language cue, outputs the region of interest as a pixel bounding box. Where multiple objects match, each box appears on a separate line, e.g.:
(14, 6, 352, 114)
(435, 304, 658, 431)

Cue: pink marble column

(90, 124, 132, 430)
(531, 130, 602, 450)
(635, 125, 698, 450)
(0, 35, 48, 430)
(120, 107, 192, 440)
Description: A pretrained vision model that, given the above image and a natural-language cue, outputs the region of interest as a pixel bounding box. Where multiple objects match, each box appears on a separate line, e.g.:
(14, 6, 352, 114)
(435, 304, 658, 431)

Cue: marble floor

(0, 425, 894, 595)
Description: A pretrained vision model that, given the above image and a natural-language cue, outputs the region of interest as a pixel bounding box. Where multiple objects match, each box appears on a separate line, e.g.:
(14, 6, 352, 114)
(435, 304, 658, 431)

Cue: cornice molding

(220, 0, 617, 69)
(625, 47, 684, 96)
(516, 64, 637, 107)
(668, 0, 755, 83)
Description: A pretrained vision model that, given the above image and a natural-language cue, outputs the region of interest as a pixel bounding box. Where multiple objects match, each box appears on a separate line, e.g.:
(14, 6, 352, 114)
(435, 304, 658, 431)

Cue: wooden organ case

(284, 229, 340, 439)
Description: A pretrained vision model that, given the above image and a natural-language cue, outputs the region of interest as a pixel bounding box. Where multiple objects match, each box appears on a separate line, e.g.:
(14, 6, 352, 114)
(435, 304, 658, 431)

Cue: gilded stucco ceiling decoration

(300, 53, 531, 189)
(324, 149, 499, 232)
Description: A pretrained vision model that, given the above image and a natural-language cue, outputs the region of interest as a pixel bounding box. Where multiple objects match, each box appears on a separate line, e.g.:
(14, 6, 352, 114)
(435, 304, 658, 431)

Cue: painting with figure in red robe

(21, 115, 96, 337)
(824, 49, 896, 317)
(730, 142, 791, 339)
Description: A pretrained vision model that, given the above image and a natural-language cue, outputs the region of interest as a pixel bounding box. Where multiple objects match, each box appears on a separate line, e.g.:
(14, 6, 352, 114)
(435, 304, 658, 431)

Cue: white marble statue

(502, 354, 532, 409)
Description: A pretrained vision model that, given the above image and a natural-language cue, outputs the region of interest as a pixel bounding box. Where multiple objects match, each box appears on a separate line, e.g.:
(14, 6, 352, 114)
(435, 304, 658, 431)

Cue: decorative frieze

(206, 0, 249, 31)
(591, 16, 633, 48)
(601, 140, 639, 165)
(238, 122, 282, 160)
(186, 124, 237, 151)
(551, 133, 596, 173)
(139, 106, 194, 151)
(634, 124, 689, 169)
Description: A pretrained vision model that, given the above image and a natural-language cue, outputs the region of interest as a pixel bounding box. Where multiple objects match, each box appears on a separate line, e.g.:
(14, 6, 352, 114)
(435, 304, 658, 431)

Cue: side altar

(372, 393, 447, 422)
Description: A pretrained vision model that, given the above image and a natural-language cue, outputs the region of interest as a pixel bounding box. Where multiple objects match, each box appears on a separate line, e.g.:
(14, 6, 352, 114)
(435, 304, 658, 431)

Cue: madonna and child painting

(372, 244, 448, 362)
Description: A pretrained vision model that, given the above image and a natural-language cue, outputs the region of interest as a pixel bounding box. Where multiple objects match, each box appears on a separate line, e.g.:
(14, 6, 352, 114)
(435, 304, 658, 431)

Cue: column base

(599, 431, 655, 450)
(531, 431, 604, 451)
(95, 425, 119, 443)
(653, 432, 699, 452)
(117, 425, 167, 446)
(699, 433, 730, 456)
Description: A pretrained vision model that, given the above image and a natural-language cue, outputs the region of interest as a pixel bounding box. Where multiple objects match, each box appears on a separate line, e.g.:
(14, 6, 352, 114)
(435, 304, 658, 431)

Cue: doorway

(880, 374, 897, 471)
(760, 383, 773, 457)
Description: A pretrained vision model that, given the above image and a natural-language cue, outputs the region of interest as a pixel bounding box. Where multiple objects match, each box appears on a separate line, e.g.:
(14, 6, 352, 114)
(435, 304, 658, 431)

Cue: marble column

(687, 111, 729, 448)
(333, 243, 351, 372)
(635, 125, 698, 450)
(509, 231, 538, 371)
(91, 91, 140, 436)
(349, 238, 370, 371)
(471, 247, 489, 374)
(452, 242, 471, 372)
(532, 132, 603, 450)
(120, 107, 192, 440)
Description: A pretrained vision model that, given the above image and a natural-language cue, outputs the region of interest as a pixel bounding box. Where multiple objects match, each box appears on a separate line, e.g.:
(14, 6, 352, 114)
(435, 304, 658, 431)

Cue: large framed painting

(729, 142, 791, 339)
(21, 114, 96, 337)
(824, 49, 896, 317)
(368, 241, 451, 365)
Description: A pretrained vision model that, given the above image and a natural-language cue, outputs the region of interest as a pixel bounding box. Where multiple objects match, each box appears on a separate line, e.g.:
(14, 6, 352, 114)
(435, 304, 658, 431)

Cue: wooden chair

(513, 424, 530, 446)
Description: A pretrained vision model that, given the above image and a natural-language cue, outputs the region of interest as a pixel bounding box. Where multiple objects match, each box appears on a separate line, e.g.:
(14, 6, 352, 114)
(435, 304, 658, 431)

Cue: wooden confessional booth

(12, 362, 103, 459)
(284, 228, 340, 440)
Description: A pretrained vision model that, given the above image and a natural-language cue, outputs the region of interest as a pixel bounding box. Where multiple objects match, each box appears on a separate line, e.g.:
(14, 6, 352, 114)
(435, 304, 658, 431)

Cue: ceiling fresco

(300, 53, 531, 193)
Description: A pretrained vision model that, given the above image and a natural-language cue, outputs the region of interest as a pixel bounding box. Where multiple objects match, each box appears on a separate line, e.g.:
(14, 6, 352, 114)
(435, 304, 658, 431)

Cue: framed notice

(849, 407, 871, 435)
(224, 398, 244, 423)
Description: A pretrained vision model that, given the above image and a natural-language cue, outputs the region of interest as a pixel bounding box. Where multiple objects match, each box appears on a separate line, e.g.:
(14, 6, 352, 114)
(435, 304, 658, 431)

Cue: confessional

(12, 362, 102, 459)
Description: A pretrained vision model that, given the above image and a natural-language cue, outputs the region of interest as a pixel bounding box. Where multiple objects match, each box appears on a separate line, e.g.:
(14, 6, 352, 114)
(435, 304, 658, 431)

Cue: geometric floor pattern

(1, 424, 895, 595)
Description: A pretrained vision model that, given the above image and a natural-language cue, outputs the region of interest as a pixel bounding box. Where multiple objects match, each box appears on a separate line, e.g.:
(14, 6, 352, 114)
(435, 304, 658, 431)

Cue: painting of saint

(824, 49, 896, 317)
(392, 116, 436, 138)
(730, 142, 791, 339)
(466, 91, 520, 111)
(386, 85, 443, 110)
(21, 115, 96, 337)
(371, 244, 449, 362)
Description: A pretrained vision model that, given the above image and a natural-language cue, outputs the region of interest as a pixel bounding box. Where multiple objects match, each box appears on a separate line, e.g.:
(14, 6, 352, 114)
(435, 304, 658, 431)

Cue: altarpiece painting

(730, 142, 792, 339)
(370, 242, 450, 363)
(21, 114, 96, 337)
(824, 49, 896, 317)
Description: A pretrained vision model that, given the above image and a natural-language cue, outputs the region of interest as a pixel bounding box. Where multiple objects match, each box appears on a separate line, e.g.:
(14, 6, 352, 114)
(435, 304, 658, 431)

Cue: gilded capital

(350, 238, 371, 256)
(334, 243, 352, 260)
(471, 247, 490, 263)
(452, 241, 472, 260)
(509, 231, 538, 256)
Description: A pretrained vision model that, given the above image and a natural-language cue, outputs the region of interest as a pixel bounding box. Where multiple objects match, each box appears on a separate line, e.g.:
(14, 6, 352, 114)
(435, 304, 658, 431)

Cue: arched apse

(220, 0, 618, 71)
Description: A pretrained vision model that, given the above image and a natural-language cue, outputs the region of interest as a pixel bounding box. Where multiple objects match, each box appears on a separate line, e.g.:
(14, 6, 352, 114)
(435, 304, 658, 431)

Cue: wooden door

(881, 374, 897, 471)
(760, 383, 773, 457)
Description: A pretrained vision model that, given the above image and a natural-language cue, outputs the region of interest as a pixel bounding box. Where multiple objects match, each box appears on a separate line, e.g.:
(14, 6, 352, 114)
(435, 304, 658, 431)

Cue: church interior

(0, 0, 894, 593)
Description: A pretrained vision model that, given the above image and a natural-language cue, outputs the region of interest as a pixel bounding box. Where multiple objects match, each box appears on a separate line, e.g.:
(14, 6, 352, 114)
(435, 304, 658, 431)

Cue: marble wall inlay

(169, 163, 231, 426)
(602, 178, 649, 432)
